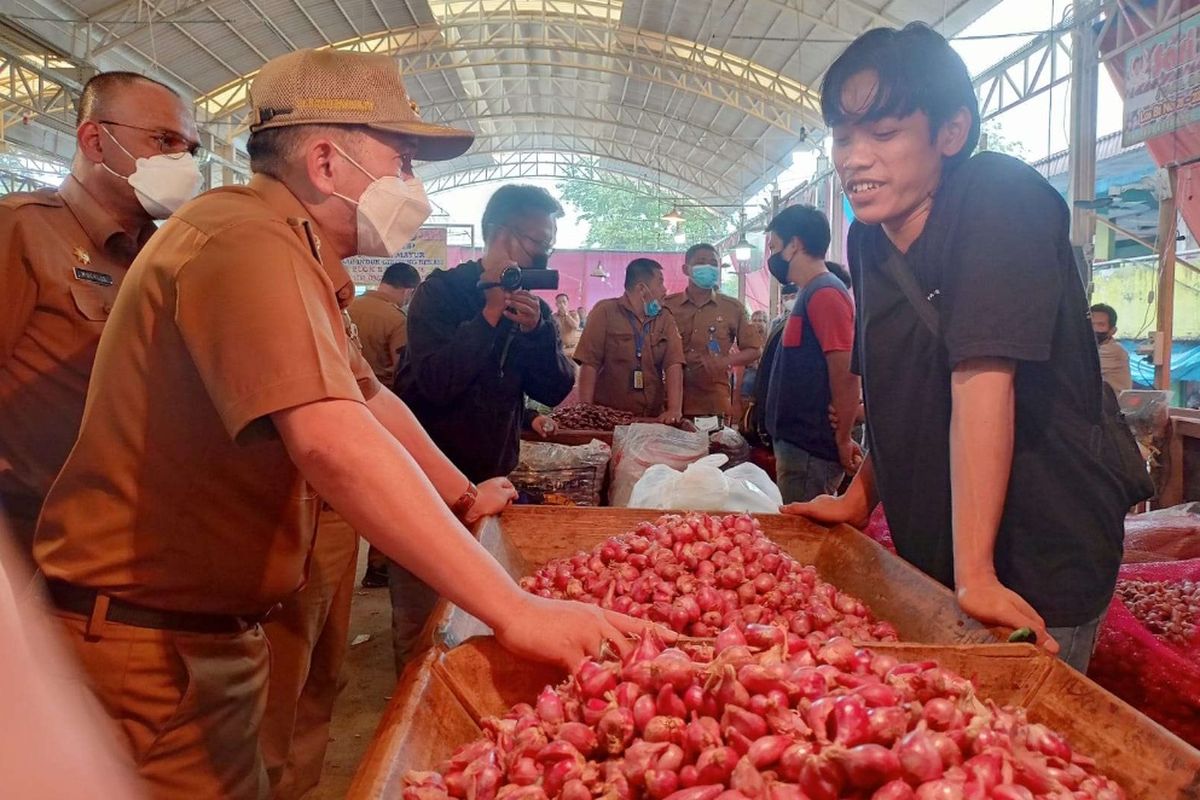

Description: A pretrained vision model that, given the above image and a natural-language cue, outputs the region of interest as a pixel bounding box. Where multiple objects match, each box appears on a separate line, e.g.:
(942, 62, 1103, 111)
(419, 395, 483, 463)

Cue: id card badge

(632, 369, 645, 390)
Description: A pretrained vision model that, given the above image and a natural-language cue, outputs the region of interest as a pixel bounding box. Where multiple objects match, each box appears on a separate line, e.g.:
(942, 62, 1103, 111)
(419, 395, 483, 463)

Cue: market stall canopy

(5, 0, 997, 209)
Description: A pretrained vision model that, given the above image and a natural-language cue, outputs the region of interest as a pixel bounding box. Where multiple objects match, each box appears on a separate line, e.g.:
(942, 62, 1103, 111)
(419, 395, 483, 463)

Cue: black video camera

(477, 265, 560, 292)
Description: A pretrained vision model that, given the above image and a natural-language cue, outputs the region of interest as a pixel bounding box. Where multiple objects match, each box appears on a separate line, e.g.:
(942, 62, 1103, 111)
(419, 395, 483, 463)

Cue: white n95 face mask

(332, 144, 432, 257)
(101, 127, 203, 219)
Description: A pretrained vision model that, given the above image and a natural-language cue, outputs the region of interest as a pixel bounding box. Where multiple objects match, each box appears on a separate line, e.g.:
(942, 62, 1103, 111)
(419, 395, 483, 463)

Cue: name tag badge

(631, 369, 645, 390)
(73, 267, 113, 287)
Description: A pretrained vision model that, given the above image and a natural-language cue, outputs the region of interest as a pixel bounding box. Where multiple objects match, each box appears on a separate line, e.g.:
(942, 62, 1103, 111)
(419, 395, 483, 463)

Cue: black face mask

(1095, 331, 1110, 345)
(528, 251, 550, 270)
(767, 250, 791, 285)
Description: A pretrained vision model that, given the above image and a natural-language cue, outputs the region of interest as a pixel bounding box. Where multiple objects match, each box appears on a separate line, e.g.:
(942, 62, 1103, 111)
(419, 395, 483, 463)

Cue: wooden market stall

(348, 637, 1200, 800)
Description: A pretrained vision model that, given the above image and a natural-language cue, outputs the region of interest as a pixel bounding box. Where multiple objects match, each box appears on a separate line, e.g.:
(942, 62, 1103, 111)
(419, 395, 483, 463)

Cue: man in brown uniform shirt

(34, 49, 646, 799)
(575, 258, 685, 421)
(0, 72, 199, 549)
(663, 243, 763, 419)
(349, 261, 422, 385)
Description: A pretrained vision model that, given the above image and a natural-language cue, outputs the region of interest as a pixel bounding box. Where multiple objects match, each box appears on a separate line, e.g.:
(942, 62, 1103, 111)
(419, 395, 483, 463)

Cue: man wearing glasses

(394, 183, 575, 670)
(0, 71, 201, 551)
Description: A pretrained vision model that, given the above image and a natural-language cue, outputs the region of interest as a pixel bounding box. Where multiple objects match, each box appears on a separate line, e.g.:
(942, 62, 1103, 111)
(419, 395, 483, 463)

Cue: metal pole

(736, 210, 747, 305)
(1067, 14, 1100, 296)
(1155, 165, 1179, 391)
(768, 187, 781, 317)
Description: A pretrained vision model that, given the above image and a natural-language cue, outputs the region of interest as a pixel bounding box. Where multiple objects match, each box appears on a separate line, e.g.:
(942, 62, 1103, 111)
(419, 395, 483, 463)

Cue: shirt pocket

(649, 331, 671, 371)
(69, 283, 112, 322)
(710, 321, 732, 352)
(608, 328, 637, 363)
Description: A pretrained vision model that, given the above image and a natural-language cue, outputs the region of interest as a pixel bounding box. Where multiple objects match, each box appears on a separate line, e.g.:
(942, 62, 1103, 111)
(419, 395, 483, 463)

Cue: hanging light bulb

(734, 210, 752, 262)
(661, 206, 685, 224)
(734, 233, 753, 263)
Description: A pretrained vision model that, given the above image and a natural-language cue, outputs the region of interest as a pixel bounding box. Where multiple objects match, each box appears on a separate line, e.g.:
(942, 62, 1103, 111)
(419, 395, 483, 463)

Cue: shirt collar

(248, 174, 356, 310)
(59, 175, 155, 255)
(618, 292, 644, 320)
(364, 289, 401, 310)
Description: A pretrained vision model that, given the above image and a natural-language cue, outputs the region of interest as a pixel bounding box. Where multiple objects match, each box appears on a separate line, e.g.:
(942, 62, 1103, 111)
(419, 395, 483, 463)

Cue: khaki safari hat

(249, 48, 474, 161)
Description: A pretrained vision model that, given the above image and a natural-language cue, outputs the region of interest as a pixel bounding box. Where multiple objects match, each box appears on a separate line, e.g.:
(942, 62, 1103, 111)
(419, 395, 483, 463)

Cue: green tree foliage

(557, 163, 727, 250)
(977, 120, 1030, 161)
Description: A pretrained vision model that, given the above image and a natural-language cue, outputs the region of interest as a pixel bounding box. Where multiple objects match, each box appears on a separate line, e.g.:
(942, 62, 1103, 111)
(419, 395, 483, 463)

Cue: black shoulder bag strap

(862, 235, 940, 337)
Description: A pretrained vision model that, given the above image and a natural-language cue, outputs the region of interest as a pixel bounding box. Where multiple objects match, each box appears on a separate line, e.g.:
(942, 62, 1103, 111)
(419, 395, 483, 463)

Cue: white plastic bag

(628, 454, 782, 513)
(609, 423, 710, 506)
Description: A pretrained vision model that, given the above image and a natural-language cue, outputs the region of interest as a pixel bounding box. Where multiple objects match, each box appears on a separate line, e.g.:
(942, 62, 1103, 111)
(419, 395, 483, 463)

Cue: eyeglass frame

(499, 224, 556, 256)
(98, 119, 205, 160)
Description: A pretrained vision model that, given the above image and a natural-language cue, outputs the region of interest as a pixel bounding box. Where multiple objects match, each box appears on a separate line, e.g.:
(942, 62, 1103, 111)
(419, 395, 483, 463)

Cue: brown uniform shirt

(348, 289, 407, 385)
(663, 286, 764, 416)
(0, 177, 154, 511)
(34, 175, 381, 616)
(573, 294, 685, 417)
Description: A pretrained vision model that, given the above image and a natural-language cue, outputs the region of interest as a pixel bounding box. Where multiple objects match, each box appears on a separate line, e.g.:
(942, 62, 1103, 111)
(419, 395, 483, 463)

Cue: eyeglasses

(99, 120, 204, 159)
(502, 225, 555, 255)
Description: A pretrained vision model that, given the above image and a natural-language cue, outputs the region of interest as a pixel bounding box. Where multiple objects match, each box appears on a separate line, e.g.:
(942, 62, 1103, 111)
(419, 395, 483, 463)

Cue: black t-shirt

(848, 152, 1126, 628)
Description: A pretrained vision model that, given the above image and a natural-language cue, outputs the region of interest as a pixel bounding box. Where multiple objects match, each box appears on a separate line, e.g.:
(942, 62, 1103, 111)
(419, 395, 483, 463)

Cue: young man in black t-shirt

(784, 23, 1128, 672)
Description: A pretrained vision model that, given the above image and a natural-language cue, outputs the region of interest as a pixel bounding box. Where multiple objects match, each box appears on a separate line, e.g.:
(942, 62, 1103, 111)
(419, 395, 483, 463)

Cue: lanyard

(621, 308, 652, 360)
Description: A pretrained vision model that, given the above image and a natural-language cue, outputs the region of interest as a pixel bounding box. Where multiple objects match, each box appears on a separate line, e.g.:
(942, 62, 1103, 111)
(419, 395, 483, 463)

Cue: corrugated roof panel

(12, 0, 1004, 205)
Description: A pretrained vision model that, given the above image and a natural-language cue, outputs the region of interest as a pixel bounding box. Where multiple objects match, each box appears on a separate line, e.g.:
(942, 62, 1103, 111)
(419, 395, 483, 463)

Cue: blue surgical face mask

(645, 298, 662, 318)
(691, 264, 721, 289)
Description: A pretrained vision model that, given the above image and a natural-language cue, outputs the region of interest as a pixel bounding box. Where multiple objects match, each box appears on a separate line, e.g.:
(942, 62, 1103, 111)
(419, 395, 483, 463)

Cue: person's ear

(306, 138, 340, 196)
(938, 107, 973, 159)
(77, 120, 106, 164)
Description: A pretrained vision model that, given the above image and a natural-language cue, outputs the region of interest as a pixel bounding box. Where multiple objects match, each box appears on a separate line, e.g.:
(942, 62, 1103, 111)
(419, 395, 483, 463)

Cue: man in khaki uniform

(350, 261, 421, 385)
(575, 258, 685, 421)
(663, 243, 763, 420)
(0, 72, 200, 549)
(34, 49, 646, 799)
(347, 261, 421, 590)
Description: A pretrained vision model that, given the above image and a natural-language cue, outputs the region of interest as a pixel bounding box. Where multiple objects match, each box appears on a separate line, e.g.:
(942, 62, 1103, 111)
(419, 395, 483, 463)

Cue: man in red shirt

(763, 204, 861, 502)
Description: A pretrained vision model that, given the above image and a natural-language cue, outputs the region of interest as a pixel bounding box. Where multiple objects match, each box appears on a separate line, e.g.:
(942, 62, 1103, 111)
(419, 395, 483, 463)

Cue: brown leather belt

(45, 580, 271, 634)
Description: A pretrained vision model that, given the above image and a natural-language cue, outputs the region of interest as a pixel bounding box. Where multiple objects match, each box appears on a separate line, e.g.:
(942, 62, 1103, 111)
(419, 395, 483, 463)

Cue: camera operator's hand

(504, 290, 542, 333)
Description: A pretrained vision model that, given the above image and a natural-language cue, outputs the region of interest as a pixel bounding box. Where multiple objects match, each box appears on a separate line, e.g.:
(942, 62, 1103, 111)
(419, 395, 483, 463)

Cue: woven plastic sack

(861, 505, 898, 554)
(627, 454, 782, 513)
(508, 439, 610, 506)
(1088, 557, 1200, 748)
(609, 423, 709, 507)
(1122, 503, 1200, 563)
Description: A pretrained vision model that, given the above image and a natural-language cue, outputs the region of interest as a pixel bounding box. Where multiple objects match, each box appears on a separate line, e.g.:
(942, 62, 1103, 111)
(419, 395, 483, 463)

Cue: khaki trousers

(55, 612, 271, 799)
(260, 508, 359, 800)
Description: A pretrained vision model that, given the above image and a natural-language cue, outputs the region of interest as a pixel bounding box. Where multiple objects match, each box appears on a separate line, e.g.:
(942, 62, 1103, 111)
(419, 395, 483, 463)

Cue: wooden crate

(351, 637, 1200, 800)
(434, 506, 1000, 648)
(521, 429, 615, 447)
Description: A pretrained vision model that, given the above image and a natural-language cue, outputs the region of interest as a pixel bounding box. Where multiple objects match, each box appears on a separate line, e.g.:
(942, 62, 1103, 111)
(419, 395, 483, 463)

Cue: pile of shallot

(519, 514, 899, 643)
(553, 404, 637, 431)
(403, 631, 1125, 800)
(1114, 578, 1199, 649)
